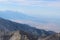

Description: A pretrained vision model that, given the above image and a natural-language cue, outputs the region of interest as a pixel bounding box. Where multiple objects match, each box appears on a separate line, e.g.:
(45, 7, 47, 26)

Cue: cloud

(0, 0, 8, 2)
(7, 0, 60, 7)
(47, 1, 60, 7)
(0, 0, 60, 7)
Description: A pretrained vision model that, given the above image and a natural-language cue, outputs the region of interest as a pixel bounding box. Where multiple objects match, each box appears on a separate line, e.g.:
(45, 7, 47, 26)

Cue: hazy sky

(0, 0, 60, 18)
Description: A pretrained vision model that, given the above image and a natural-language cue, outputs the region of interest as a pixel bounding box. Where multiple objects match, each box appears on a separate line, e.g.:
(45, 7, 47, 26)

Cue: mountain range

(0, 11, 36, 21)
(0, 17, 56, 40)
(0, 11, 49, 23)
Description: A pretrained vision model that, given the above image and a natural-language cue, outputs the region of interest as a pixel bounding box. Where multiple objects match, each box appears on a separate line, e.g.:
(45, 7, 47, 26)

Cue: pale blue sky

(0, 0, 60, 19)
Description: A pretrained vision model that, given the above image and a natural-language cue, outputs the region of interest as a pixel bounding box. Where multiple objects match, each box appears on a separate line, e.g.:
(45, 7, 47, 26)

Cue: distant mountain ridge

(0, 11, 35, 20)
(0, 11, 48, 23)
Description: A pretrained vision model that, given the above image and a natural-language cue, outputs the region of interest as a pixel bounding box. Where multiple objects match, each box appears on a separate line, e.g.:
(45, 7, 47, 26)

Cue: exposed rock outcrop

(38, 33, 60, 40)
(0, 30, 38, 40)
(43, 33, 60, 40)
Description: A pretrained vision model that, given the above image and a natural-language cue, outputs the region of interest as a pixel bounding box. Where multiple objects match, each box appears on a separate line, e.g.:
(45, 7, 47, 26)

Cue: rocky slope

(0, 30, 60, 40)
(42, 33, 60, 40)
(0, 30, 38, 40)
(0, 17, 55, 36)
(0, 17, 57, 40)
